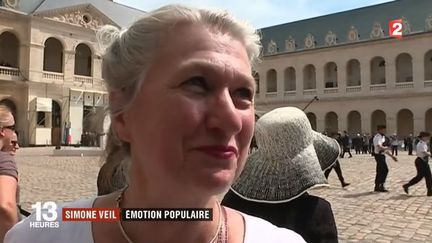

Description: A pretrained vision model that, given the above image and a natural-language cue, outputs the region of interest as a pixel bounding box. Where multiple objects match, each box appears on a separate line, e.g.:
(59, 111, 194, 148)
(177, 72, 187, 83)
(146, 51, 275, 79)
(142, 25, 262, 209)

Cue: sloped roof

(18, 0, 144, 27)
(260, 0, 432, 56)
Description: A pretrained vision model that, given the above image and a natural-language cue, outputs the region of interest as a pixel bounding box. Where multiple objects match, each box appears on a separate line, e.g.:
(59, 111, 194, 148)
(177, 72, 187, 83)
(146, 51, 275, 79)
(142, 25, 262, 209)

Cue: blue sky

(115, 0, 394, 28)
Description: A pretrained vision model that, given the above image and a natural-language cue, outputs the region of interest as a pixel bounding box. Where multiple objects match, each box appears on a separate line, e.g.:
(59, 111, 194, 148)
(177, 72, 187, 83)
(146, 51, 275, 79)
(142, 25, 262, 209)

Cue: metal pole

(302, 96, 319, 111)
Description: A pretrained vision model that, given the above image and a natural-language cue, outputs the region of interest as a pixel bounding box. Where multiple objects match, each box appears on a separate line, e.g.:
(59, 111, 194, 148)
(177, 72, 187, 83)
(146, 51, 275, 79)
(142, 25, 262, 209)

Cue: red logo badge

(389, 19, 403, 39)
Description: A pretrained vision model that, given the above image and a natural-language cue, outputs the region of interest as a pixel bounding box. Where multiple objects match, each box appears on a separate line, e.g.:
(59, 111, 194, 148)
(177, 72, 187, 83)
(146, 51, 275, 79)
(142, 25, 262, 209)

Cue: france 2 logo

(389, 19, 403, 39)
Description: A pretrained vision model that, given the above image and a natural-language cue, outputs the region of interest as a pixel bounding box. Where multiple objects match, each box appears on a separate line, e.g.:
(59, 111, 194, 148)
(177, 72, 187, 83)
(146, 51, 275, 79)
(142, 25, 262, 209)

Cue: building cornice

(262, 31, 432, 60)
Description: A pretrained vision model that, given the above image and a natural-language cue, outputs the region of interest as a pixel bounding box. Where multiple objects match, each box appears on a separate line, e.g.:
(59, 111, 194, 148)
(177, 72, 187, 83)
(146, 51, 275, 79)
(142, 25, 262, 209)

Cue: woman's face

(0, 111, 15, 146)
(1, 133, 18, 156)
(115, 23, 255, 196)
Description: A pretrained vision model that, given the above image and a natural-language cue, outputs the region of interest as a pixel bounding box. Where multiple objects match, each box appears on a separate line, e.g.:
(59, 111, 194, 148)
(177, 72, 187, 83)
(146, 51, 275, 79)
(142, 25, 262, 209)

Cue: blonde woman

(6, 5, 304, 243)
(0, 105, 18, 242)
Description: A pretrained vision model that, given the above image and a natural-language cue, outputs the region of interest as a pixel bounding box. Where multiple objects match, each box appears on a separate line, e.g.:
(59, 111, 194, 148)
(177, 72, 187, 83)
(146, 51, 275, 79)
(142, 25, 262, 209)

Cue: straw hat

(231, 107, 340, 203)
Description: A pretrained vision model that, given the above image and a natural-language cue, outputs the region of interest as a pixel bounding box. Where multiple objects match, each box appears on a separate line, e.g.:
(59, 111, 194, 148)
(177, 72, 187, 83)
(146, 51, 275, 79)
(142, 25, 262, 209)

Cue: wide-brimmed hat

(231, 107, 340, 203)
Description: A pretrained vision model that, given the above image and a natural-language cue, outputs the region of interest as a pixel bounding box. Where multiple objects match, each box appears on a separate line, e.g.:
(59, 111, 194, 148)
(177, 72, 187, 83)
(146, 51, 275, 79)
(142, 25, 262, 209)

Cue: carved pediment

(285, 36, 296, 52)
(304, 33, 316, 49)
(426, 15, 432, 31)
(2, 0, 19, 9)
(347, 26, 359, 42)
(325, 31, 337, 46)
(267, 40, 278, 55)
(400, 17, 411, 35)
(370, 22, 384, 39)
(35, 4, 117, 30)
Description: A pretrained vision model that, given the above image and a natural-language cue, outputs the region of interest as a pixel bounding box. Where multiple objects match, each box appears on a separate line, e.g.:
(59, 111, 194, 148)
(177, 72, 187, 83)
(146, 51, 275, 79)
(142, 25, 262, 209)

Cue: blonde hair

(96, 4, 261, 193)
(0, 105, 13, 127)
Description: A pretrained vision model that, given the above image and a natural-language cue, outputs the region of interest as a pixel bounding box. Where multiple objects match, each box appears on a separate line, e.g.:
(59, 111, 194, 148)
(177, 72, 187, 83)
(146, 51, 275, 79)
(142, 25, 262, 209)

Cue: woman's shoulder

(5, 197, 96, 243)
(242, 213, 305, 243)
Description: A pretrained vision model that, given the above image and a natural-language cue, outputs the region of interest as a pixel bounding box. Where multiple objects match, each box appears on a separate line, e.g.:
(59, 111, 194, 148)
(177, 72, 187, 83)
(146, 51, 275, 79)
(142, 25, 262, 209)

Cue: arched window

(325, 112, 338, 134)
(426, 108, 432, 133)
(396, 53, 413, 83)
(306, 112, 317, 131)
(303, 64, 316, 90)
(397, 109, 413, 137)
(347, 59, 361, 86)
(371, 110, 386, 133)
(43, 38, 63, 73)
(74, 43, 92, 76)
(424, 50, 432, 80)
(284, 67, 296, 91)
(0, 31, 19, 68)
(253, 71, 260, 94)
(370, 57, 386, 85)
(347, 111, 361, 134)
(324, 62, 338, 88)
(266, 69, 277, 92)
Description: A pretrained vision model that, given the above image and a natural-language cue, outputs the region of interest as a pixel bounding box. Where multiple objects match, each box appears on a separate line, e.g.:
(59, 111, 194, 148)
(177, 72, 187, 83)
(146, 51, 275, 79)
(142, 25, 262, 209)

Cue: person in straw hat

(222, 107, 339, 243)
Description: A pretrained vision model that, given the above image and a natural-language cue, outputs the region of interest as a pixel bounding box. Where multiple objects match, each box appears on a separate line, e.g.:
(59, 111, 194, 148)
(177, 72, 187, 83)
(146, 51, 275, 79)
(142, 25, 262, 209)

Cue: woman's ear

(112, 113, 131, 143)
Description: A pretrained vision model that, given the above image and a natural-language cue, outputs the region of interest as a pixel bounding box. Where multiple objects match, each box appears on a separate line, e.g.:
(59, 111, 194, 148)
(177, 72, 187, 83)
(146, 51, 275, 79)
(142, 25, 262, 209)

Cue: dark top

(341, 135, 350, 147)
(222, 190, 338, 243)
(0, 151, 18, 180)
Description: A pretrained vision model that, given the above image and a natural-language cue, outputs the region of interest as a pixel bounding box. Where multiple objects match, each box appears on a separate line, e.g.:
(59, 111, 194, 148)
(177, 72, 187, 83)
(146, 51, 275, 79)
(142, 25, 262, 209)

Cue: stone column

(412, 54, 424, 89)
(385, 57, 396, 90)
(63, 50, 75, 84)
(386, 115, 397, 135)
(337, 62, 347, 94)
(92, 54, 102, 86)
(413, 116, 425, 136)
(362, 115, 371, 135)
(296, 65, 304, 98)
(276, 67, 284, 99)
(316, 64, 324, 96)
(339, 113, 347, 133)
(360, 57, 370, 93)
(28, 43, 44, 82)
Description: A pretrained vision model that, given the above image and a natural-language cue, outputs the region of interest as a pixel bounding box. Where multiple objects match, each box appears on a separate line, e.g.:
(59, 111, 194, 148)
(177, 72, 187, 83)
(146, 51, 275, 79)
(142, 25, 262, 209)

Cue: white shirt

(416, 140, 430, 160)
(373, 133, 386, 154)
(390, 137, 399, 146)
(5, 197, 305, 243)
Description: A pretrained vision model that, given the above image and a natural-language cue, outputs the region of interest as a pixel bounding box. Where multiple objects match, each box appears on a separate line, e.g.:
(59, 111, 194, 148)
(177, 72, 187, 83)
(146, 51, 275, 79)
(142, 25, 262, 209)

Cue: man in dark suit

(406, 134, 414, 155)
(340, 131, 352, 158)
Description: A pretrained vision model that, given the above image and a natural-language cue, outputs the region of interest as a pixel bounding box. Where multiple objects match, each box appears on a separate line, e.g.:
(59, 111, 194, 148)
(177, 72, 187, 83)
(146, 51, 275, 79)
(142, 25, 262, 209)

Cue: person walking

(373, 125, 397, 192)
(403, 132, 432, 196)
(362, 134, 370, 154)
(324, 160, 350, 188)
(407, 134, 414, 155)
(340, 131, 352, 158)
(353, 134, 362, 155)
(390, 134, 399, 156)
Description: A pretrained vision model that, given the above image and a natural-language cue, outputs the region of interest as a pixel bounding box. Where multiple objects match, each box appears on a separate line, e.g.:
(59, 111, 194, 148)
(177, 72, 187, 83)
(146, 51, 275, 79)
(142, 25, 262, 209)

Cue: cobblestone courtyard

(15, 147, 432, 242)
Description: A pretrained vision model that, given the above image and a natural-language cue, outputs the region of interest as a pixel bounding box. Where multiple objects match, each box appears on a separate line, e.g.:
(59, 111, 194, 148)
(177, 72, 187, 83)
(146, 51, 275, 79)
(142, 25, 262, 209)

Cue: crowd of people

(324, 131, 426, 158)
(0, 4, 430, 243)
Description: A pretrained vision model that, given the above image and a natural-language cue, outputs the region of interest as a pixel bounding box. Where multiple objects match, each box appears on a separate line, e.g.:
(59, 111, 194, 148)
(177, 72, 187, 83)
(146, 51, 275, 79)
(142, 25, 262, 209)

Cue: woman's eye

(182, 76, 209, 93)
(233, 88, 253, 101)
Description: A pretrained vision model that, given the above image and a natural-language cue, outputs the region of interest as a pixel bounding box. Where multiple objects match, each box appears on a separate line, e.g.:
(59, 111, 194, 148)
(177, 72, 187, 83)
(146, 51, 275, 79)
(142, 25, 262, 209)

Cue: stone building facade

(254, 0, 432, 137)
(0, 0, 143, 146)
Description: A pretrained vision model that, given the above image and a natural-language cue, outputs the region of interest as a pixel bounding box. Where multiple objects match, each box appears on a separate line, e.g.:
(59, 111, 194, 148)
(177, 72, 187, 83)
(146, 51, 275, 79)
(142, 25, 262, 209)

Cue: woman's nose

(206, 90, 242, 135)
